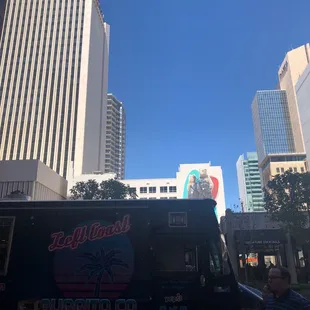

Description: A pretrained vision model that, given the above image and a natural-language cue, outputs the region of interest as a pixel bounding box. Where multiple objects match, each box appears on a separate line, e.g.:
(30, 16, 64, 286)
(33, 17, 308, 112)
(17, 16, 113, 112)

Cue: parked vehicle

(0, 199, 263, 309)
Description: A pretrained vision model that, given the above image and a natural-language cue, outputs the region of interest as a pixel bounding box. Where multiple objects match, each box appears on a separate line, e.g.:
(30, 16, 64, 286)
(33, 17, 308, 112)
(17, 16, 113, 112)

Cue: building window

(276, 168, 280, 173)
(0, 217, 15, 276)
(293, 167, 297, 173)
(149, 197, 157, 200)
(160, 186, 168, 193)
(301, 167, 305, 173)
(160, 197, 168, 200)
(289, 167, 293, 172)
(149, 186, 156, 193)
(281, 168, 285, 173)
(169, 186, 177, 193)
(140, 187, 147, 194)
(169, 197, 177, 199)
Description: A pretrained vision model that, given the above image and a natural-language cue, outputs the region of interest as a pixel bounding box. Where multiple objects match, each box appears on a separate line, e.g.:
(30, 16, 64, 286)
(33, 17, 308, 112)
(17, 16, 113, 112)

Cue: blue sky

(101, 0, 310, 210)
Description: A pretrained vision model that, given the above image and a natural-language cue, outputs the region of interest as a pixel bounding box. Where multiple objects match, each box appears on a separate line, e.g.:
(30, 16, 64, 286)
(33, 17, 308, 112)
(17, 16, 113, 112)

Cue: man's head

(189, 175, 196, 183)
(268, 266, 291, 294)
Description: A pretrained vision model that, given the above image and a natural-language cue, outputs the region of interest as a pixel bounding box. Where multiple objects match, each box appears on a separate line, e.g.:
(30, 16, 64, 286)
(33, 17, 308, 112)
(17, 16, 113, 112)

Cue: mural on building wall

(182, 168, 220, 219)
(182, 169, 219, 200)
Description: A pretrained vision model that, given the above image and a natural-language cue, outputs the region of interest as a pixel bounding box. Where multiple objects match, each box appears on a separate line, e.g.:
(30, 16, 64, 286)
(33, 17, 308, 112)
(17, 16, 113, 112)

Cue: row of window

(136, 186, 177, 194)
(140, 197, 177, 200)
(276, 166, 305, 174)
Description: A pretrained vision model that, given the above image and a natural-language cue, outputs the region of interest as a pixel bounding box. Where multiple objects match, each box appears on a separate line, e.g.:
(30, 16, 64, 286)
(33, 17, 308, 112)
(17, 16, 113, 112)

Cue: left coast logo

(49, 215, 134, 299)
(48, 215, 131, 251)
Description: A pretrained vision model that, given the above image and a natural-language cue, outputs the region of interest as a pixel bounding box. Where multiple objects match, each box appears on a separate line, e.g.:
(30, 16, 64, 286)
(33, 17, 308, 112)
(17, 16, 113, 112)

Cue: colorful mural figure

(183, 169, 220, 218)
(183, 169, 219, 200)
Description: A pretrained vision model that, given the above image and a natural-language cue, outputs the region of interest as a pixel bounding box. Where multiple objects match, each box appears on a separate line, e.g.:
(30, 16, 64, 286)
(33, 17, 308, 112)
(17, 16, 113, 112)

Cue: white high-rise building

(0, 0, 110, 178)
(105, 94, 126, 179)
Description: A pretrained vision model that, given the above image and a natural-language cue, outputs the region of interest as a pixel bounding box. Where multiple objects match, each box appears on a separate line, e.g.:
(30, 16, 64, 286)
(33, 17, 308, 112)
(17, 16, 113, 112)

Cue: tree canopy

(70, 179, 137, 200)
(263, 171, 310, 239)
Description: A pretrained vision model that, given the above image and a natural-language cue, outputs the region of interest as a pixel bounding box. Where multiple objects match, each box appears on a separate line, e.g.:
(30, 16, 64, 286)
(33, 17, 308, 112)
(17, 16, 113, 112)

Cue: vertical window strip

(43, 0, 63, 165)
(2, 0, 23, 159)
(22, 0, 40, 159)
(29, 2, 48, 159)
(37, 1, 54, 160)
(50, 0, 68, 170)
(9, 1, 30, 159)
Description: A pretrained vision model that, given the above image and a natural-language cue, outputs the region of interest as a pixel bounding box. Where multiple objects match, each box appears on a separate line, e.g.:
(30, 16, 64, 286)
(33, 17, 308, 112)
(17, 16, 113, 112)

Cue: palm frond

(105, 250, 116, 260)
(110, 258, 129, 268)
(105, 266, 114, 283)
(78, 263, 101, 273)
(79, 252, 98, 262)
(100, 247, 106, 258)
(88, 268, 101, 280)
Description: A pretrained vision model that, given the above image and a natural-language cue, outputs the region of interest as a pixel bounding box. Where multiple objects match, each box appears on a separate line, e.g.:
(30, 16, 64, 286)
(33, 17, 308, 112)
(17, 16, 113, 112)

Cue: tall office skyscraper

(278, 44, 310, 152)
(252, 90, 295, 163)
(252, 90, 306, 185)
(0, 0, 110, 178)
(236, 152, 264, 212)
(104, 94, 126, 179)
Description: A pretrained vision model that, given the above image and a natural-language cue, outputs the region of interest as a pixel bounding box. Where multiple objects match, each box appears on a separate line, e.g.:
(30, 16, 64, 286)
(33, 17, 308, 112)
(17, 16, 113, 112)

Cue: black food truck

(0, 199, 263, 310)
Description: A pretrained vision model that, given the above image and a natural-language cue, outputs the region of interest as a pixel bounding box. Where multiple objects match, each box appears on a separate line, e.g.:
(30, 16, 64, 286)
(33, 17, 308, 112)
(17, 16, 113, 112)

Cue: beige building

(0, 0, 110, 179)
(278, 44, 310, 152)
(296, 63, 310, 169)
(0, 160, 67, 200)
(260, 154, 307, 186)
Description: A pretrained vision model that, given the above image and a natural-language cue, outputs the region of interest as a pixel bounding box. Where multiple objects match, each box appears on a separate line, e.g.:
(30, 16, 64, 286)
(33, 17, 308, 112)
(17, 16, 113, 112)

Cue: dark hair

(272, 266, 291, 284)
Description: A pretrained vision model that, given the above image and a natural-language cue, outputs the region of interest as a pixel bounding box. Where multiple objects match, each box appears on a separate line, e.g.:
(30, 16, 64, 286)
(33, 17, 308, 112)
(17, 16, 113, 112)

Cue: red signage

(48, 215, 131, 252)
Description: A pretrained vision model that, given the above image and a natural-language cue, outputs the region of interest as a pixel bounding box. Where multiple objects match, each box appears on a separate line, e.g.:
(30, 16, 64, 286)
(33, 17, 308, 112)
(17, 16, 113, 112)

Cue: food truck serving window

(0, 217, 15, 276)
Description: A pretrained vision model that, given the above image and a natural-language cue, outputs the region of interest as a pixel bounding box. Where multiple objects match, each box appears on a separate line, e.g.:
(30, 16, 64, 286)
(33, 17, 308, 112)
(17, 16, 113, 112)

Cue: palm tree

(77, 247, 129, 297)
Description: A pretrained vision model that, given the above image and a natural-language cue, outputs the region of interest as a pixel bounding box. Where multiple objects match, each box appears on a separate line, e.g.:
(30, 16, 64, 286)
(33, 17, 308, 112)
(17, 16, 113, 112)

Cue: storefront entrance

(234, 230, 287, 283)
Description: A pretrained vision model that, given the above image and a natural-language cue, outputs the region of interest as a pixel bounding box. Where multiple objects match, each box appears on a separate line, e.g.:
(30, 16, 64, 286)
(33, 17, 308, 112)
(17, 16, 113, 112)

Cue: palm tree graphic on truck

(77, 247, 129, 297)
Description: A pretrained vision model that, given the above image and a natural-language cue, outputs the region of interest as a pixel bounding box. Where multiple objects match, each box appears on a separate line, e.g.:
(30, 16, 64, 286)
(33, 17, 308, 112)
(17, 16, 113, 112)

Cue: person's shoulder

(290, 290, 310, 307)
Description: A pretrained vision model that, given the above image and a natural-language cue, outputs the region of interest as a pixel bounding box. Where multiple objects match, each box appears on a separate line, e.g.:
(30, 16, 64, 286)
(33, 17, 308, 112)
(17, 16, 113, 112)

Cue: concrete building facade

(278, 44, 310, 153)
(236, 152, 264, 212)
(68, 163, 227, 220)
(104, 94, 126, 179)
(0, 160, 67, 200)
(0, 0, 110, 179)
(221, 210, 299, 284)
(296, 63, 310, 169)
(260, 154, 307, 186)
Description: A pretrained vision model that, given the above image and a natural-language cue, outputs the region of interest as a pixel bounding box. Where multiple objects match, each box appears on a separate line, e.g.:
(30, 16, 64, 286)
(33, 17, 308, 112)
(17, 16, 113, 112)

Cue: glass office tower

(252, 90, 295, 165)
